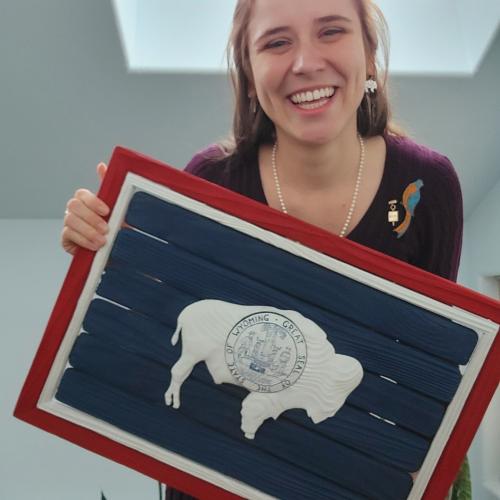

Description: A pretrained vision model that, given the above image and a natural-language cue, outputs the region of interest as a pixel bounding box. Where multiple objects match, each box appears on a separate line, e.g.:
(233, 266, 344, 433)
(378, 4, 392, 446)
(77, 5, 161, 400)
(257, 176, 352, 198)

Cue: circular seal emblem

(225, 311, 307, 393)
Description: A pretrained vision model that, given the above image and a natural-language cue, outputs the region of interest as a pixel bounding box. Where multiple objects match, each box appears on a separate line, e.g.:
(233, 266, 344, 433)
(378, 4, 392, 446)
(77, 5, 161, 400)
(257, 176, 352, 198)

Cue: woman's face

(247, 0, 371, 146)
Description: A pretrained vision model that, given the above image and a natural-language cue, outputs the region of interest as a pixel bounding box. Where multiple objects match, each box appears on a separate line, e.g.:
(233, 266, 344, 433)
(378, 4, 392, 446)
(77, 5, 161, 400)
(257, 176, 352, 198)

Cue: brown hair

(220, 0, 402, 160)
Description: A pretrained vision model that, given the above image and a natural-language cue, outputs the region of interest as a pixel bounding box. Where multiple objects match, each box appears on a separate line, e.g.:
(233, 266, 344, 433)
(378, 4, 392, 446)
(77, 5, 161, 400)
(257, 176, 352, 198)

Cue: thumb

(96, 162, 108, 183)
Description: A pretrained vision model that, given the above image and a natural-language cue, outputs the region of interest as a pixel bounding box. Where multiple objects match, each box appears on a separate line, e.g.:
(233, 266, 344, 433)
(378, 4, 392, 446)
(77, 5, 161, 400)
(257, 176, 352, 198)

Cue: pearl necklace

(271, 134, 365, 238)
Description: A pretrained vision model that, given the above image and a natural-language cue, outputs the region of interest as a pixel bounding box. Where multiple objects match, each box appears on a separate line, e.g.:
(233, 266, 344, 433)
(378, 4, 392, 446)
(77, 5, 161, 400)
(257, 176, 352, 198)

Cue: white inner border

(38, 173, 499, 500)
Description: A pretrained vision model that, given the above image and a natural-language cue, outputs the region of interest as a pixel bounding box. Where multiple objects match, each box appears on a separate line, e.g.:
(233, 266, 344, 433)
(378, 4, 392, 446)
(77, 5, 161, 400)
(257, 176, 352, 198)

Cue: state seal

(224, 311, 307, 393)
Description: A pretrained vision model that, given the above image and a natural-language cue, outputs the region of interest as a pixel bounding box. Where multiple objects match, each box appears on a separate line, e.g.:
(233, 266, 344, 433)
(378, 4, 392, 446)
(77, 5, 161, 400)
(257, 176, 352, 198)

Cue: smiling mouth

(288, 87, 336, 110)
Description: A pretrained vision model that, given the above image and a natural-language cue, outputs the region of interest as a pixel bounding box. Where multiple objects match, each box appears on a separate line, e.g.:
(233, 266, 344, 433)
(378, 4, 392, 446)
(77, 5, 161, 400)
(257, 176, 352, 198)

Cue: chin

(295, 131, 338, 147)
(289, 121, 344, 145)
(296, 120, 358, 146)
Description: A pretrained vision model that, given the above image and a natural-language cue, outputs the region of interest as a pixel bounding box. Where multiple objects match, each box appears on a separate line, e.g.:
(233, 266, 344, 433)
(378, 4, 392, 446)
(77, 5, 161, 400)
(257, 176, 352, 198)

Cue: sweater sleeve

(415, 155, 463, 282)
(184, 145, 228, 184)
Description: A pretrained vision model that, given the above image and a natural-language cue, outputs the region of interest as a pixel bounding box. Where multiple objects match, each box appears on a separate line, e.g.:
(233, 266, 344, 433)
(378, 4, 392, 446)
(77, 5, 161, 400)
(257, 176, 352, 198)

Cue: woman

(62, 0, 469, 498)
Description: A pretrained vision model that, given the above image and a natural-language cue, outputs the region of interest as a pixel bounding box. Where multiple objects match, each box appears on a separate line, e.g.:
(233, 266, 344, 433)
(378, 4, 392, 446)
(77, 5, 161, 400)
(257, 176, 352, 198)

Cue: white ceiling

(112, 0, 500, 75)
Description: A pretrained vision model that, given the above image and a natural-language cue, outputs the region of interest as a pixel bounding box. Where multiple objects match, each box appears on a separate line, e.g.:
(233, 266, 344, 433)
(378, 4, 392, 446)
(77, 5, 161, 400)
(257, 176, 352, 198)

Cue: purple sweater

(185, 134, 463, 282)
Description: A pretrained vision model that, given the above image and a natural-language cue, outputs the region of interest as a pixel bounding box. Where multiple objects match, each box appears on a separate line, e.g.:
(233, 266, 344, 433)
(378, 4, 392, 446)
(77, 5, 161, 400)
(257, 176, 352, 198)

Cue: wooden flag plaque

(15, 147, 500, 500)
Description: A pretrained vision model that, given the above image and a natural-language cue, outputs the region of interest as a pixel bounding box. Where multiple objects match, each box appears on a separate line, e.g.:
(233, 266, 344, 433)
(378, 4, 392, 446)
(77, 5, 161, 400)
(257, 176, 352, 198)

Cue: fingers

(64, 207, 107, 247)
(72, 188, 109, 217)
(61, 161, 111, 255)
(97, 162, 108, 183)
(62, 188, 110, 254)
(61, 225, 103, 254)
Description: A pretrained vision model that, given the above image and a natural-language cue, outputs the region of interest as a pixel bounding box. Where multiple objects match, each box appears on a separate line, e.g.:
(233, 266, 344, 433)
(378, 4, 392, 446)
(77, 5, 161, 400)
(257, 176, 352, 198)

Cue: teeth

(296, 99, 330, 110)
(290, 87, 335, 104)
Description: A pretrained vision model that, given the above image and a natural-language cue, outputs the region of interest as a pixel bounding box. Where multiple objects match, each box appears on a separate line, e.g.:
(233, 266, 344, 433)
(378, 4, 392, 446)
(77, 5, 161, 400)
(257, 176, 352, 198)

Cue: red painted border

(14, 146, 500, 500)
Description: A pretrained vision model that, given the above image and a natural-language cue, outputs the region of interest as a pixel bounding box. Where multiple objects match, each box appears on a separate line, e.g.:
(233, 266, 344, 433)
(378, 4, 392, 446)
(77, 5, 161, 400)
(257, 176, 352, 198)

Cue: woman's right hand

(61, 162, 110, 255)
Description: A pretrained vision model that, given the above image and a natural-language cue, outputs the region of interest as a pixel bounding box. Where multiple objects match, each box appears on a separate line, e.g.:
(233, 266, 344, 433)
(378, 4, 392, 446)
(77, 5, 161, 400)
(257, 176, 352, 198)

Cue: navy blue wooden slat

(94, 268, 446, 438)
(108, 229, 461, 402)
(83, 299, 171, 355)
(347, 372, 443, 439)
(97, 267, 193, 323)
(57, 369, 368, 500)
(70, 330, 429, 471)
(65, 335, 414, 499)
(125, 192, 477, 364)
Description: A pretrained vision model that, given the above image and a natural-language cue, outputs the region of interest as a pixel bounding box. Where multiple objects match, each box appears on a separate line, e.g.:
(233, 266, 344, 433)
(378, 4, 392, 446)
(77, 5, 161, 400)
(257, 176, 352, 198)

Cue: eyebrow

(316, 15, 352, 24)
(254, 15, 352, 46)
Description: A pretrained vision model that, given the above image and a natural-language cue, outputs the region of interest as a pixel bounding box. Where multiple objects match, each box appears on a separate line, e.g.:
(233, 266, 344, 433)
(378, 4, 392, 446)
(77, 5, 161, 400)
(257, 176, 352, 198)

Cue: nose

(292, 41, 326, 75)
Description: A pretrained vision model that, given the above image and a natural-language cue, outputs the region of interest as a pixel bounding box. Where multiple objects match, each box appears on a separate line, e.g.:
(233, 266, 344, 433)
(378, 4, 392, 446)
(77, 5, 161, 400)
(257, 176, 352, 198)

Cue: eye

(321, 27, 344, 38)
(264, 39, 290, 50)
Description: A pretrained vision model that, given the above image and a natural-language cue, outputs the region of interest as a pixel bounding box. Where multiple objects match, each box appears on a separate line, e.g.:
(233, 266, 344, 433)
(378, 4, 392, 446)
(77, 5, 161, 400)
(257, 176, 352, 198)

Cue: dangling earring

(365, 76, 378, 94)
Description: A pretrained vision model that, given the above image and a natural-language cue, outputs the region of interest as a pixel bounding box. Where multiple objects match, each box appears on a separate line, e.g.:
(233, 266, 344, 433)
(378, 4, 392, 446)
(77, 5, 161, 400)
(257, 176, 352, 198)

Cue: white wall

(458, 178, 500, 500)
(455, 0, 500, 71)
(0, 220, 155, 500)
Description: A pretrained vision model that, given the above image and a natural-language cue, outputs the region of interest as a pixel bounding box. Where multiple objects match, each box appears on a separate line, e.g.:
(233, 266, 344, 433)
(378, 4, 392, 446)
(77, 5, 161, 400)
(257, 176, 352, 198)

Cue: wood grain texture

(61, 339, 415, 500)
(126, 192, 477, 364)
(70, 323, 430, 472)
(57, 369, 373, 500)
(96, 268, 446, 437)
(108, 228, 462, 403)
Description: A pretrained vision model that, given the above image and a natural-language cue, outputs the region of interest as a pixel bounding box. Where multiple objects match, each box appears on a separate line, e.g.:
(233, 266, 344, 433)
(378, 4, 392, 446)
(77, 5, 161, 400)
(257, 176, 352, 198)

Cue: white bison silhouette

(165, 300, 363, 439)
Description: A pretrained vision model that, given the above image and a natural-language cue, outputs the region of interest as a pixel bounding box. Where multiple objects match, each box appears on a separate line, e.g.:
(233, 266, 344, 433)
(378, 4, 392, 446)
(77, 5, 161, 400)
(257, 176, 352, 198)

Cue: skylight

(112, 0, 499, 75)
